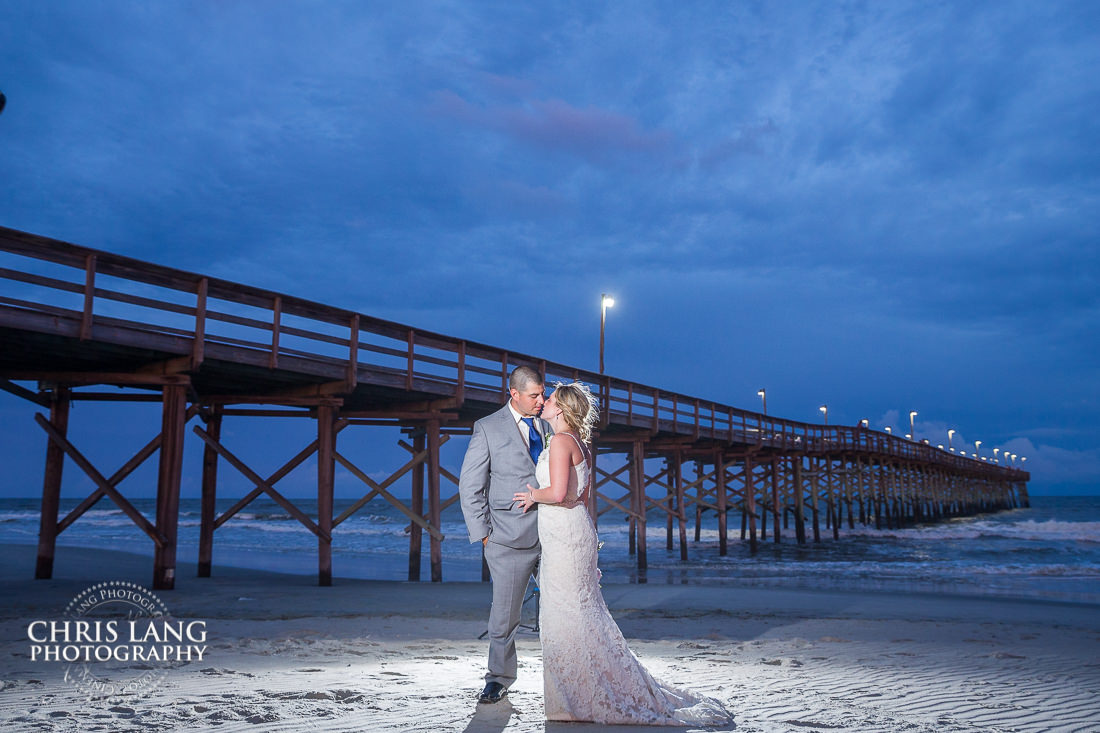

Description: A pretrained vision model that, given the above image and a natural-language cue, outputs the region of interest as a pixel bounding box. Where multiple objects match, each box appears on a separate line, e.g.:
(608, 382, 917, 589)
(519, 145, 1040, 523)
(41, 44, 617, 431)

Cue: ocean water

(1, 495, 1097, 604)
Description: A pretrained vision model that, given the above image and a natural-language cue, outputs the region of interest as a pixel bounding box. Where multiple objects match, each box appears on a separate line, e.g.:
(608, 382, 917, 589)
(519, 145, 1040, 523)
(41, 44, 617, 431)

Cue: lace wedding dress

(535, 434, 733, 726)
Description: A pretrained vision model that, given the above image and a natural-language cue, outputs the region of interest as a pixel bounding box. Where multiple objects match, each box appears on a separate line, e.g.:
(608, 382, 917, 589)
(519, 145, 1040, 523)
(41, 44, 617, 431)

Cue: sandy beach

(1, 543, 1098, 733)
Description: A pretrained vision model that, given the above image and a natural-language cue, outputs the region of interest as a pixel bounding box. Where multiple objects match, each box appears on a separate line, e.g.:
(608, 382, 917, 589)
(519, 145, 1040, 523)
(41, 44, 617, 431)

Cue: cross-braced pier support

(30, 377, 196, 590)
(17, 386, 1032, 587)
(581, 437, 1029, 577)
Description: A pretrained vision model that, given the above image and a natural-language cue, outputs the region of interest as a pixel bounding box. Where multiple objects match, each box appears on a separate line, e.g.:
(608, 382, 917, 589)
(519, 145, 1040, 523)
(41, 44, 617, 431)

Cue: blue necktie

(521, 417, 543, 463)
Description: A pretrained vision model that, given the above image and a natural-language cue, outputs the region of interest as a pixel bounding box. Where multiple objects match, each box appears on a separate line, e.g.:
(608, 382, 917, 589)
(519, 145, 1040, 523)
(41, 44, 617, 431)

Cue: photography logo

(27, 580, 207, 701)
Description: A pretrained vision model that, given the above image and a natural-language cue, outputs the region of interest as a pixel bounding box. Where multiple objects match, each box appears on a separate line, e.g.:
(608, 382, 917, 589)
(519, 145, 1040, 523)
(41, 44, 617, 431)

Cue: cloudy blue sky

(1, 1, 1098, 496)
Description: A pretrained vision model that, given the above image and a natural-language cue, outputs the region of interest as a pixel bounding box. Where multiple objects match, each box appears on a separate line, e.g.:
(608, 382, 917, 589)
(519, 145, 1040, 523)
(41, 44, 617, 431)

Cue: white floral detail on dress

(534, 433, 733, 726)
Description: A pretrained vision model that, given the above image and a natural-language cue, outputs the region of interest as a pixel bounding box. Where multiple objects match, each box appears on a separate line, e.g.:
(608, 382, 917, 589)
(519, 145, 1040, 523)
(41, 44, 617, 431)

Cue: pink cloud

(429, 91, 672, 164)
(502, 99, 671, 155)
(429, 89, 480, 121)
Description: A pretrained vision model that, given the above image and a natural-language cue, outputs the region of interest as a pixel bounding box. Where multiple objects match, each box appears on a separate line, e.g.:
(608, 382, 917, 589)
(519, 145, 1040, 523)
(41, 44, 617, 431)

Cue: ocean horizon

(2, 495, 1097, 604)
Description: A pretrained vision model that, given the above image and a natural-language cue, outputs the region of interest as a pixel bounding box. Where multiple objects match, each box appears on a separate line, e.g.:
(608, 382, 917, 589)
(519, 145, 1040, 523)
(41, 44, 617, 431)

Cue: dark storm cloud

(0, 1, 1097, 492)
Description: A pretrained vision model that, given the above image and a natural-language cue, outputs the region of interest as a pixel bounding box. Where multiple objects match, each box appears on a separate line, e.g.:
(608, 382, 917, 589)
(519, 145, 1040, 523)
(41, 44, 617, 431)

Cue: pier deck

(0, 226, 1029, 588)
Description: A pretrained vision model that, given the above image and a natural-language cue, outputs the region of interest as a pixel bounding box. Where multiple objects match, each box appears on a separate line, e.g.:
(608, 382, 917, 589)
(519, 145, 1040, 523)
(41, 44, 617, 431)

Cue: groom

(459, 365, 550, 703)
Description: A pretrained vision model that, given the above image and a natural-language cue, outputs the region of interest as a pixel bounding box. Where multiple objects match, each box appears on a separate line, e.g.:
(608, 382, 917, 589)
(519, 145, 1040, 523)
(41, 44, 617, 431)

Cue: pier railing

(0, 225, 1024, 480)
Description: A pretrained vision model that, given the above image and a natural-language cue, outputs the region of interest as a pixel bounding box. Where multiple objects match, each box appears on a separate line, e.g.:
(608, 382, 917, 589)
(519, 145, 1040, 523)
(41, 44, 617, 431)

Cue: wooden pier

(0, 226, 1030, 589)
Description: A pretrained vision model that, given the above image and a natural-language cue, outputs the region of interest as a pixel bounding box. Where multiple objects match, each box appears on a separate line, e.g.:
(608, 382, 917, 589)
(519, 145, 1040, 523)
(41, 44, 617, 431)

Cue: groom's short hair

(509, 366, 543, 392)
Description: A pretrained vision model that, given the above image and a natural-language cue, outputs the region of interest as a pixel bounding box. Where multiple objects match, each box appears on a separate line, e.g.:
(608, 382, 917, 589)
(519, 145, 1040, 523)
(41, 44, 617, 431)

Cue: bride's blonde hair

(551, 381, 599, 443)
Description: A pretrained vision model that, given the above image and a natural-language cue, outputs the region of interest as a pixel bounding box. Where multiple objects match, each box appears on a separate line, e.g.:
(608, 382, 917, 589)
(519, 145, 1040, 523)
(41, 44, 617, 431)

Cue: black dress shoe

(478, 681, 507, 703)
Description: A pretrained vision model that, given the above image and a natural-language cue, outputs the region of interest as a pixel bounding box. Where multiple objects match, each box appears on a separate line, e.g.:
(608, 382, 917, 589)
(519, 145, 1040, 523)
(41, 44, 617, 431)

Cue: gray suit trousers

(484, 540, 540, 687)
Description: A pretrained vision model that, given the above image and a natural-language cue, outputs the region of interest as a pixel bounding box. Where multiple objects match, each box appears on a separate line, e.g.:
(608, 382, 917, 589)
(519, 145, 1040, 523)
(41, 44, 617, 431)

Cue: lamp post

(860, 419, 869, 428)
(948, 429, 955, 451)
(758, 389, 767, 415)
(819, 405, 828, 426)
(909, 411, 918, 440)
(975, 440, 982, 459)
(993, 448, 1000, 463)
(599, 293, 615, 374)
(885, 426, 892, 434)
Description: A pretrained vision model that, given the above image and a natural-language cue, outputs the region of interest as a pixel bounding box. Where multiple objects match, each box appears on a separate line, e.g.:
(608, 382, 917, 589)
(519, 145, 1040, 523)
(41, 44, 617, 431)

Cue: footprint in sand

(783, 718, 846, 728)
(247, 712, 281, 724)
(199, 667, 256, 677)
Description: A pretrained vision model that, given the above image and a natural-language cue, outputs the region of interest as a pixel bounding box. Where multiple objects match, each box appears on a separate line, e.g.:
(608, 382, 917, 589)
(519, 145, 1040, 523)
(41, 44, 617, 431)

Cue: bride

(514, 382, 733, 726)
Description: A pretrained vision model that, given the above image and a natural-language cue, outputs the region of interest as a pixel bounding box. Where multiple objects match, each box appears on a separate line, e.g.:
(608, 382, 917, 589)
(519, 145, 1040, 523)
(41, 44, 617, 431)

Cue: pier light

(1010, 453, 1017, 463)
(909, 411, 918, 439)
(981, 457, 988, 461)
(599, 293, 615, 374)
(975, 440, 982, 457)
(905, 433, 912, 440)
(1021, 456, 1027, 463)
(758, 388, 767, 415)
(860, 419, 869, 428)
(993, 448, 1000, 463)
(947, 429, 956, 450)
(922, 439, 930, 445)
(885, 426, 892, 434)
(938, 444, 944, 450)
(819, 404, 828, 426)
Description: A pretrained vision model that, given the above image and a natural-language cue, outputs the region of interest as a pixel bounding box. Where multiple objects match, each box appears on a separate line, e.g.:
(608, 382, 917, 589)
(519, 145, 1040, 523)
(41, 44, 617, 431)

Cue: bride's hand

(513, 485, 536, 512)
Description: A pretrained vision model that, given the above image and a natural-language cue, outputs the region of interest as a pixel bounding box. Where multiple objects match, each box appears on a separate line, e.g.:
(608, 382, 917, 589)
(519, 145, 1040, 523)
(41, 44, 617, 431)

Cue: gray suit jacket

(459, 403, 551, 550)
